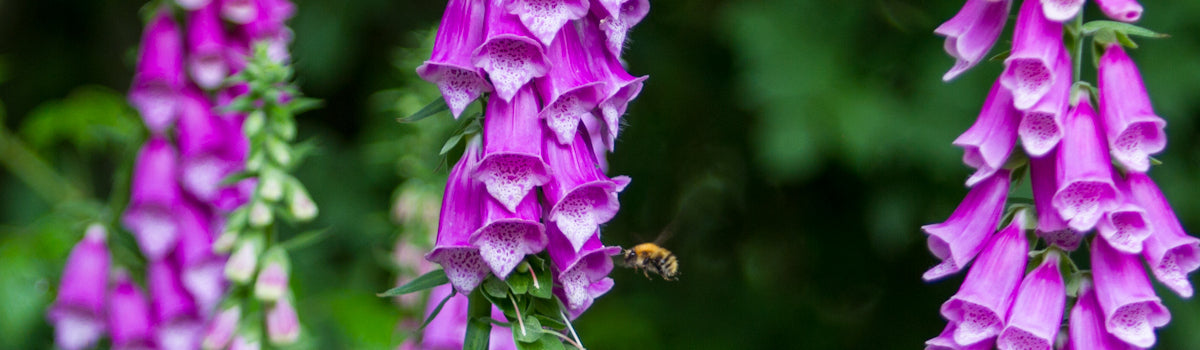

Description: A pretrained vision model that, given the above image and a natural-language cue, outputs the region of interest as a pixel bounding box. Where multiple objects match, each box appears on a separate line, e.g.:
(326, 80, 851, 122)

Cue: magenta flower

(934, 0, 1012, 81)
(48, 225, 110, 350)
(109, 271, 154, 350)
(997, 251, 1065, 350)
(417, 0, 492, 118)
(1098, 44, 1166, 173)
(1029, 150, 1081, 250)
(939, 210, 1029, 346)
(1040, 0, 1085, 22)
(926, 323, 995, 350)
(222, 0, 258, 24)
(1000, 0, 1065, 110)
(952, 78, 1019, 186)
(176, 0, 213, 11)
(581, 16, 647, 150)
(186, 2, 229, 90)
(123, 137, 184, 261)
(426, 140, 490, 294)
(473, 88, 551, 211)
(1053, 97, 1120, 232)
(129, 9, 185, 134)
(472, 193, 547, 279)
(471, 0, 550, 101)
(202, 305, 240, 350)
(542, 130, 631, 252)
(1096, 174, 1150, 254)
(590, 0, 650, 58)
(149, 260, 203, 350)
(1091, 235, 1170, 348)
(174, 199, 226, 314)
(178, 87, 243, 202)
(537, 22, 606, 145)
(506, 0, 589, 46)
(1094, 0, 1143, 22)
(547, 227, 619, 317)
(1126, 172, 1200, 298)
(1065, 278, 1139, 350)
(1018, 49, 1070, 157)
(921, 170, 1011, 281)
(266, 297, 300, 345)
(255, 259, 290, 302)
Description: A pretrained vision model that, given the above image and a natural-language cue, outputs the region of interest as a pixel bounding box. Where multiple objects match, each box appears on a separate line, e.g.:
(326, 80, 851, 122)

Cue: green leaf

(287, 97, 323, 114)
(440, 133, 464, 156)
(398, 98, 449, 123)
(1081, 20, 1167, 39)
(530, 268, 553, 299)
(419, 288, 457, 330)
(376, 269, 449, 297)
(512, 315, 543, 343)
(483, 276, 509, 300)
(465, 291, 493, 350)
(278, 227, 331, 251)
(508, 272, 531, 295)
(1115, 31, 1138, 49)
(219, 170, 257, 186)
(532, 314, 567, 330)
(515, 335, 567, 350)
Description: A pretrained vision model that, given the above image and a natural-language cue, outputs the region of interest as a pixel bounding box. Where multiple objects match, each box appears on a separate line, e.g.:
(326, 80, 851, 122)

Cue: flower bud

(243, 110, 266, 137)
(254, 248, 290, 302)
(266, 297, 301, 345)
(225, 235, 263, 284)
(287, 180, 318, 222)
(201, 304, 241, 350)
(266, 137, 292, 167)
(258, 168, 285, 202)
(249, 200, 274, 228)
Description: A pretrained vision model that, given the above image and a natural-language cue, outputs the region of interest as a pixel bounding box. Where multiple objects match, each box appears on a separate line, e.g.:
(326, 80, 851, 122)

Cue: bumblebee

(622, 243, 679, 281)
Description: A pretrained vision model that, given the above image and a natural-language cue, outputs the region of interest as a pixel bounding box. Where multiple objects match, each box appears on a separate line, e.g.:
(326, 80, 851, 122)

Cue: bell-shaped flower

(921, 169, 1011, 281)
(48, 225, 110, 350)
(953, 78, 1019, 186)
(1030, 150, 1081, 250)
(226, 234, 263, 284)
(926, 323, 995, 350)
(542, 129, 631, 252)
(130, 9, 185, 134)
(580, 114, 610, 172)
(506, 0, 589, 46)
(187, 2, 229, 90)
(1018, 50, 1070, 157)
(935, 0, 1012, 81)
(123, 137, 184, 261)
(242, 0, 295, 40)
(1094, 0, 1143, 22)
(1065, 278, 1139, 350)
(589, 0, 650, 58)
(426, 139, 491, 294)
(418, 285, 517, 350)
(1127, 172, 1200, 298)
(177, 0, 213, 11)
(1098, 44, 1165, 173)
(473, 88, 551, 211)
(1053, 97, 1120, 232)
(471, 193, 547, 279)
(940, 210, 1030, 346)
(149, 260, 204, 350)
(254, 248, 291, 302)
(174, 199, 226, 314)
(1000, 0, 1066, 110)
(1096, 174, 1150, 254)
(417, 0, 492, 118)
(580, 16, 647, 150)
(537, 22, 606, 145)
(997, 251, 1065, 350)
(548, 227, 619, 317)
(178, 87, 243, 202)
(109, 271, 154, 350)
(471, 0, 550, 101)
(202, 304, 240, 350)
(1040, 0, 1085, 22)
(266, 296, 301, 345)
(222, 0, 258, 24)
(1091, 235, 1170, 348)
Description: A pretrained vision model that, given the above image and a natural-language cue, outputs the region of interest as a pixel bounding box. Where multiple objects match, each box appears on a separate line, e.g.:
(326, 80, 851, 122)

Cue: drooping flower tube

(129, 9, 185, 134)
(952, 78, 1019, 186)
(222, 0, 258, 25)
(1029, 149, 1081, 250)
(537, 21, 606, 145)
(426, 139, 491, 294)
(581, 15, 647, 150)
(1091, 235, 1170, 348)
(178, 87, 244, 203)
(174, 199, 227, 315)
(926, 323, 995, 350)
(934, 0, 1012, 81)
(1065, 278, 1139, 350)
(1040, 0, 1085, 22)
(123, 137, 184, 261)
(1000, 0, 1066, 110)
(996, 251, 1065, 350)
(1096, 174, 1150, 254)
(506, 0, 589, 46)
(202, 304, 241, 350)
(186, 2, 229, 90)
(473, 87, 551, 211)
(149, 260, 203, 350)
(48, 225, 110, 350)
(589, 0, 650, 58)
(417, 0, 492, 117)
(109, 271, 154, 350)
(921, 169, 1011, 281)
(1126, 172, 1200, 298)
(266, 296, 300, 345)
(1053, 97, 1120, 232)
(471, 193, 548, 279)
(547, 227, 619, 318)
(1097, 44, 1166, 173)
(939, 210, 1030, 346)
(542, 129, 631, 252)
(1094, 0, 1143, 22)
(472, 0, 550, 101)
(1018, 49, 1070, 157)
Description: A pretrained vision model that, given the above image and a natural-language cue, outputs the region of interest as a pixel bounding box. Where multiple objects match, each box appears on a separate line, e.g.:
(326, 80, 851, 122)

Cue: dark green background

(3, 0, 1200, 349)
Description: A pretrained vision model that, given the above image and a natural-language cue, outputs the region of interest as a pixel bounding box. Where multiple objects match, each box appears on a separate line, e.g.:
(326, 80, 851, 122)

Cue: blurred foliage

(3, 0, 1200, 349)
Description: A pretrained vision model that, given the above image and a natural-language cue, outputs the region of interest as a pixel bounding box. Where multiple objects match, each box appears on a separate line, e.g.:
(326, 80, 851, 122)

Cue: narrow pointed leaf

(376, 269, 449, 297)
(398, 98, 449, 123)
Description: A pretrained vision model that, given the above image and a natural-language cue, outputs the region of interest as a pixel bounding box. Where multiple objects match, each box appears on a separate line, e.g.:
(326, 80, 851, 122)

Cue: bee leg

(642, 270, 651, 280)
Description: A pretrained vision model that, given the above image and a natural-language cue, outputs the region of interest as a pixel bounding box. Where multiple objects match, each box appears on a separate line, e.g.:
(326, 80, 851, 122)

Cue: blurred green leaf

(1081, 20, 1167, 38)
(18, 86, 143, 153)
(377, 269, 448, 297)
(439, 133, 463, 156)
(398, 98, 448, 123)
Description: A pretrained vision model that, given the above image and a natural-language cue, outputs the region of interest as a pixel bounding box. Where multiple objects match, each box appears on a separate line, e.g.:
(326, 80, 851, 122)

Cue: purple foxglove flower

(177, 0, 213, 11)
(580, 17, 646, 150)
(48, 225, 109, 350)
(997, 251, 1065, 350)
(149, 260, 204, 350)
(417, 0, 492, 118)
(426, 139, 491, 294)
(178, 87, 243, 203)
(242, 0, 295, 40)
(202, 305, 240, 350)
(1091, 235, 1170, 348)
(536, 22, 606, 145)
(1030, 150, 1081, 250)
(471, 193, 547, 279)
(1065, 278, 1138, 350)
(1040, 0, 1085, 22)
(548, 226, 619, 316)
(953, 78, 1019, 186)
(921, 169, 1011, 281)
(473, 88, 551, 211)
(934, 0, 1012, 81)
(1000, 0, 1066, 110)
(174, 199, 226, 314)
(580, 114, 610, 171)
(130, 10, 185, 134)
(940, 210, 1030, 346)
(109, 271, 154, 350)
(1127, 172, 1200, 298)
(223, 0, 259, 24)
(266, 297, 300, 345)
(506, 0, 589, 46)
(1098, 44, 1166, 173)
(1094, 0, 1143, 22)
(471, 0, 550, 101)
(123, 137, 183, 261)
(926, 323, 995, 350)
(1018, 50, 1070, 157)
(419, 285, 517, 350)
(187, 2, 229, 90)
(1096, 174, 1150, 254)
(1053, 97, 1120, 232)
(589, 0, 650, 58)
(542, 129, 631, 252)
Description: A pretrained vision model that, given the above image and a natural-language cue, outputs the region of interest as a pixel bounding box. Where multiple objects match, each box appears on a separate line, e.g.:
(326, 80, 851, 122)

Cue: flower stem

(541, 329, 586, 350)
(1071, 13, 1085, 82)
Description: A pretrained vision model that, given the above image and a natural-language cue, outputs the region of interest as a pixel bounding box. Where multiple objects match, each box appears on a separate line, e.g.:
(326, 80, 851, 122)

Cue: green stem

(464, 289, 492, 350)
(1071, 14, 1085, 82)
(0, 125, 82, 204)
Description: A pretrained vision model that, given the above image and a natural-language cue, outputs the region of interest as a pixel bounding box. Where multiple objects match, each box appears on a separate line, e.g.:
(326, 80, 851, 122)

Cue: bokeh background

(4, 0, 1200, 349)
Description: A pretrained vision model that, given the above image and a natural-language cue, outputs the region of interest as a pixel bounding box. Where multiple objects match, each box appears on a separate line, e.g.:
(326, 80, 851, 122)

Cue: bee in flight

(622, 242, 679, 281)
